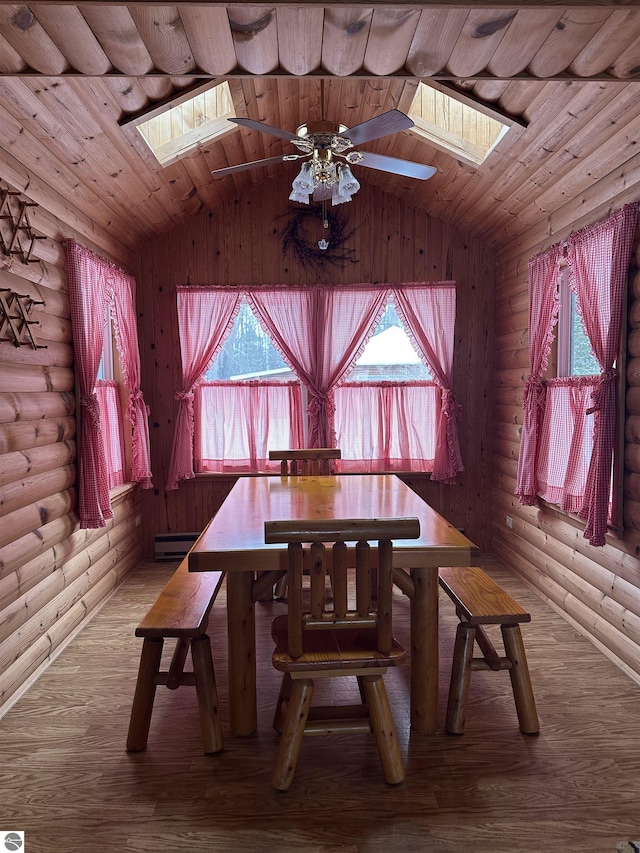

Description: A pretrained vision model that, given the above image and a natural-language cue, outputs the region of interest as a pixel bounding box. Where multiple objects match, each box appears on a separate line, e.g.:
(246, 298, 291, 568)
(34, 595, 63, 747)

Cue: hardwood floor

(1, 557, 639, 853)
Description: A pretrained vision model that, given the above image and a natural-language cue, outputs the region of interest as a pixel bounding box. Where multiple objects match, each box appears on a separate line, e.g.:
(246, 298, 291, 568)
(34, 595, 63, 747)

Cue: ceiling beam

(1, 71, 638, 83)
(0, 1, 634, 6)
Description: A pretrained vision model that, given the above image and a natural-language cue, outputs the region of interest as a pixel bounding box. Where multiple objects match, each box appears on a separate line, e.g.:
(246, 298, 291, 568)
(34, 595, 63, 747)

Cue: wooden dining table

(189, 473, 479, 736)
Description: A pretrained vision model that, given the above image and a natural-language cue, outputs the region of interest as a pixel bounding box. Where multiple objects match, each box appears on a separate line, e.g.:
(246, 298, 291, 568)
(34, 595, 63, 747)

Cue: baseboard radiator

(154, 532, 200, 561)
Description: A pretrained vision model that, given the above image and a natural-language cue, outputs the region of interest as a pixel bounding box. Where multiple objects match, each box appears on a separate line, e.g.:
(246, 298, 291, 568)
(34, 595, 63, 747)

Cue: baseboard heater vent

(154, 532, 200, 561)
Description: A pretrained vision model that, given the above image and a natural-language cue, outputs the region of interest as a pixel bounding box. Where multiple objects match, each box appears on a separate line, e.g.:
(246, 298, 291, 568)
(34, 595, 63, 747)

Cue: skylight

(134, 81, 237, 166)
(408, 82, 511, 167)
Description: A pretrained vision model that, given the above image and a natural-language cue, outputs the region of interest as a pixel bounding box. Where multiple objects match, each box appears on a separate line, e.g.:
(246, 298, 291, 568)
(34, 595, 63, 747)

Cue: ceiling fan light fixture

(338, 163, 360, 197)
(289, 162, 315, 203)
(290, 159, 361, 207)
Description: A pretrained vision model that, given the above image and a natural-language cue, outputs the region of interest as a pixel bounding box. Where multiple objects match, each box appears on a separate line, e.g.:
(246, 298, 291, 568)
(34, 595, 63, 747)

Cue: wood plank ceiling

(0, 2, 639, 251)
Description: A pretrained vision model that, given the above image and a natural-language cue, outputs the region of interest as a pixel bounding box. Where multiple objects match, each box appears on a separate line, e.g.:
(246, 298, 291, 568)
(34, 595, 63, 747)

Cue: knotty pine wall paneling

(137, 172, 496, 559)
(492, 181, 640, 684)
(0, 161, 143, 716)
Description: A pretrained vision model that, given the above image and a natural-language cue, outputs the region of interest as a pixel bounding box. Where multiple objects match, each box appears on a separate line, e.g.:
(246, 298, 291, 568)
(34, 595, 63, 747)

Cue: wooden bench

(438, 566, 539, 736)
(126, 556, 225, 754)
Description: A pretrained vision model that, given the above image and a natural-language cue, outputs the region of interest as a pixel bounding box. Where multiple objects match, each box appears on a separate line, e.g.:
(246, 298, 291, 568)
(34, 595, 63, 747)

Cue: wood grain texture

(136, 175, 494, 557)
(1, 555, 639, 852)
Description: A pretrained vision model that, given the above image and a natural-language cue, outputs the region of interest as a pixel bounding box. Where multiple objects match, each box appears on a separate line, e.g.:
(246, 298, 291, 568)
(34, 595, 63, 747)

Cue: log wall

(136, 172, 496, 560)
(0, 163, 143, 716)
(493, 189, 640, 684)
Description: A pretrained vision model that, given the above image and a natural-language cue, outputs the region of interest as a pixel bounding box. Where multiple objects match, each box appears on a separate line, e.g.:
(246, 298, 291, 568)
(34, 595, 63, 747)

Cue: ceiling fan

(210, 108, 436, 205)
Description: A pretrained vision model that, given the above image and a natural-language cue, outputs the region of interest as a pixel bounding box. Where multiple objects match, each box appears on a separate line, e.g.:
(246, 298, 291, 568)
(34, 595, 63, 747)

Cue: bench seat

(126, 556, 225, 754)
(439, 566, 539, 736)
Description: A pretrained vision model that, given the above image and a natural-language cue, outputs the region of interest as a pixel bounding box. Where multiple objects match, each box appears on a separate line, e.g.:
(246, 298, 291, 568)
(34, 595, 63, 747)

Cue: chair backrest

(268, 448, 341, 476)
(264, 517, 420, 658)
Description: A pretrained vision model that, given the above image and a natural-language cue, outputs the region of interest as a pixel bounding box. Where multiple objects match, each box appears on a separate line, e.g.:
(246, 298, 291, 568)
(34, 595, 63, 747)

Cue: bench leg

(446, 623, 476, 735)
(501, 624, 539, 734)
(360, 674, 405, 785)
(191, 634, 224, 754)
(127, 637, 164, 752)
(166, 637, 190, 689)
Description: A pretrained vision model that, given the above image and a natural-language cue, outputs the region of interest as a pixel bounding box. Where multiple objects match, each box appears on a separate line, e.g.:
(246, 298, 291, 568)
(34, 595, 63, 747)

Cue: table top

(189, 474, 479, 572)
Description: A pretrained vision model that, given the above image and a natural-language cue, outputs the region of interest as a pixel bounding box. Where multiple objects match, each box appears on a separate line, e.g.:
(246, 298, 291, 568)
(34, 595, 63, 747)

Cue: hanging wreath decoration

(278, 205, 358, 275)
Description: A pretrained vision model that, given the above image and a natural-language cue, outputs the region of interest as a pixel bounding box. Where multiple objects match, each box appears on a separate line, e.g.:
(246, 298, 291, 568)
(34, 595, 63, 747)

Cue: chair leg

(274, 575, 288, 600)
(445, 623, 476, 735)
(501, 624, 540, 735)
(273, 678, 313, 792)
(359, 674, 405, 785)
(191, 634, 224, 754)
(273, 672, 293, 734)
(126, 637, 164, 752)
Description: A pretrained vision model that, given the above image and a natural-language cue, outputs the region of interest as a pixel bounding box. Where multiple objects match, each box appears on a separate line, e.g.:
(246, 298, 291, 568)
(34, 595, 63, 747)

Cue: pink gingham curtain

(393, 283, 463, 482)
(515, 244, 563, 505)
(166, 287, 241, 489)
(334, 381, 439, 472)
(515, 204, 638, 545)
(569, 203, 638, 545)
(195, 381, 304, 472)
(95, 381, 126, 489)
(66, 241, 113, 527)
(66, 240, 153, 526)
(248, 286, 387, 447)
(535, 377, 598, 512)
(111, 270, 153, 488)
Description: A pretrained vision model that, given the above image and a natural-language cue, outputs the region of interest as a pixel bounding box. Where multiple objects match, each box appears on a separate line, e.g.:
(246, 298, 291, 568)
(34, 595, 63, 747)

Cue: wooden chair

(438, 566, 539, 736)
(126, 557, 225, 755)
(264, 516, 420, 791)
(267, 448, 342, 600)
(268, 447, 341, 476)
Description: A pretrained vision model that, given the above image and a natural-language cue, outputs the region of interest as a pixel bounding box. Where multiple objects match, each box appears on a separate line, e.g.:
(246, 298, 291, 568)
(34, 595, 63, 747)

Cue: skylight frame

(408, 81, 515, 168)
(127, 81, 238, 167)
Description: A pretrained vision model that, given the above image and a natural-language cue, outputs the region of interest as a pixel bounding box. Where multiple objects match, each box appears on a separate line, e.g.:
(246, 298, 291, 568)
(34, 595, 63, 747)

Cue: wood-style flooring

(0, 557, 639, 853)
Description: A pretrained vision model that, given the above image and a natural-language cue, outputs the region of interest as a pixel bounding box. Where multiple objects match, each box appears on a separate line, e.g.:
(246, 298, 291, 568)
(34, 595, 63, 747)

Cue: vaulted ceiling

(0, 2, 639, 252)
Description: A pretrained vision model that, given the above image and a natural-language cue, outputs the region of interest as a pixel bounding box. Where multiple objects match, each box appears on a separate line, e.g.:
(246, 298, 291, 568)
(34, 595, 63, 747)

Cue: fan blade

(356, 151, 436, 180)
(211, 154, 304, 177)
(229, 117, 300, 143)
(342, 109, 414, 146)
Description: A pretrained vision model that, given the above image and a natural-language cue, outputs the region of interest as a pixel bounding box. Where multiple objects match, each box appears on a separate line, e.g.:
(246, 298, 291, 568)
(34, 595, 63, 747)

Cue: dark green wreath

(279, 205, 358, 274)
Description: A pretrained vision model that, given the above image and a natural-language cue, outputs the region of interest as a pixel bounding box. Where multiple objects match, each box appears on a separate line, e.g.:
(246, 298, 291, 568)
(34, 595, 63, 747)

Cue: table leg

(410, 567, 439, 733)
(226, 571, 257, 736)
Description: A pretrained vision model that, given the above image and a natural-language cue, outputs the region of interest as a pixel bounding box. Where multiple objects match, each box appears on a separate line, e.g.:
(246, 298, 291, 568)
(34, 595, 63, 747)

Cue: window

(516, 203, 638, 545)
(196, 301, 304, 472)
(557, 269, 600, 378)
(408, 81, 514, 167)
(96, 312, 126, 489)
(66, 239, 153, 528)
(169, 284, 463, 487)
(537, 266, 619, 522)
(126, 81, 238, 166)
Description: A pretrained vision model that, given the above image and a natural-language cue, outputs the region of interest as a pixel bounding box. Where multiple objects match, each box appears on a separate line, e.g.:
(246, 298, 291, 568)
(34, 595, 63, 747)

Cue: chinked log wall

(493, 187, 640, 685)
(136, 173, 496, 561)
(0, 170, 143, 716)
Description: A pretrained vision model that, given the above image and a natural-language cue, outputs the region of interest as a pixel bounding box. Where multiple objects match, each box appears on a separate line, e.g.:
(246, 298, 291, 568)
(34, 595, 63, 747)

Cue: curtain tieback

(80, 393, 101, 423)
(586, 367, 617, 415)
(308, 391, 335, 419)
(442, 388, 462, 421)
(129, 388, 150, 416)
(523, 375, 546, 413)
(175, 390, 194, 402)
